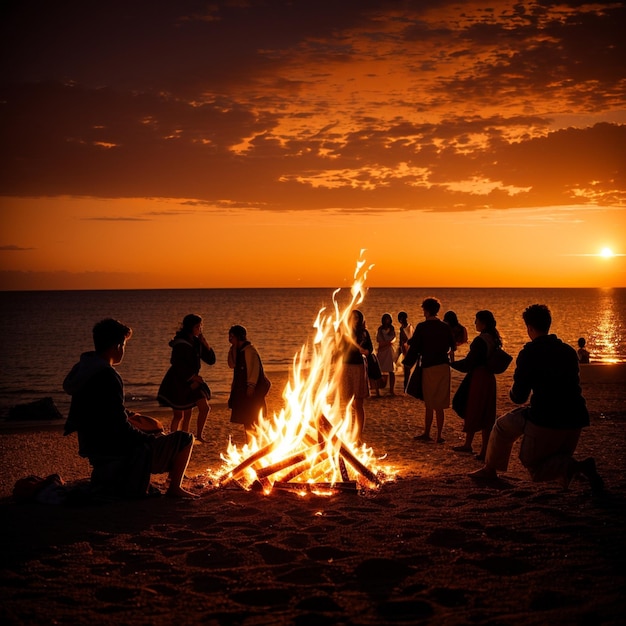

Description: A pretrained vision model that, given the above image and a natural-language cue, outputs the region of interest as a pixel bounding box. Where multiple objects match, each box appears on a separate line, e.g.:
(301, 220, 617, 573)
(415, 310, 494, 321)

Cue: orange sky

(1, 1, 625, 289)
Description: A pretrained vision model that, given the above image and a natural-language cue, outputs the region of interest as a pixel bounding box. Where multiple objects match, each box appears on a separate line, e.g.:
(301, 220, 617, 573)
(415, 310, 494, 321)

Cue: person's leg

(476, 427, 491, 459)
(180, 408, 192, 433)
(435, 408, 445, 443)
(415, 406, 434, 440)
(166, 438, 196, 498)
(469, 407, 527, 479)
(195, 397, 210, 442)
(388, 371, 396, 395)
(170, 410, 183, 433)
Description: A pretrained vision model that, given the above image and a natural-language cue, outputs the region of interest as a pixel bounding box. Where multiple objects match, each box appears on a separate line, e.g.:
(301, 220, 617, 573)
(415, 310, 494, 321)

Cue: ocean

(1, 287, 624, 420)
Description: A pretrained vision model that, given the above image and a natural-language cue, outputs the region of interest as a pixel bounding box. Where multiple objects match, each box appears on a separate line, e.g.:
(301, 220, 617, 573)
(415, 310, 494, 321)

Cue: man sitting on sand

(470, 304, 604, 493)
(63, 318, 196, 499)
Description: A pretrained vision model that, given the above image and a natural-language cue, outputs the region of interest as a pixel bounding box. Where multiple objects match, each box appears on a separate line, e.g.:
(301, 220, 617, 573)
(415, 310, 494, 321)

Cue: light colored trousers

(486, 407, 581, 485)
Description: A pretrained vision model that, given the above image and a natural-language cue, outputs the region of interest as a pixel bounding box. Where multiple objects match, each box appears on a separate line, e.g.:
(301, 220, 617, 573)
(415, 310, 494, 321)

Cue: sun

(600, 247, 614, 258)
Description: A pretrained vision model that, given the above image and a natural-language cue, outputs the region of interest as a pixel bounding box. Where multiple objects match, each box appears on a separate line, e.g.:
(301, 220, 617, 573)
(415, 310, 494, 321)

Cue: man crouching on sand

(63, 318, 196, 499)
(470, 304, 604, 494)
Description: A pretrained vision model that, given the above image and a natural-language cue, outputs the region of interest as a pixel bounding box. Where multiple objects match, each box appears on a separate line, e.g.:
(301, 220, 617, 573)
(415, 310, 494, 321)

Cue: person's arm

(228, 344, 236, 368)
(509, 348, 532, 404)
(245, 346, 261, 395)
(451, 336, 486, 372)
(403, 332, 420, 368)
(198, 334, 216, 365)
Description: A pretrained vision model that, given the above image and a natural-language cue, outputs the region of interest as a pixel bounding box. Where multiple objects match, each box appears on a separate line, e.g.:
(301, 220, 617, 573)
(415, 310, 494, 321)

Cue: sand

(1, 364, 625, 625)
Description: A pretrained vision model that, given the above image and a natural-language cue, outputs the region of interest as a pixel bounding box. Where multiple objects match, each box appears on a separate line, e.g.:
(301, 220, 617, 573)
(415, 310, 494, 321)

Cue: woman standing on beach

(450, 310, 500, 459)
(375, 313, 397, 396)
(340, 309, 373, 444)
(444, 311, 468, 348)
(227, 325, 271, 444)
(157, 314, 216, 442)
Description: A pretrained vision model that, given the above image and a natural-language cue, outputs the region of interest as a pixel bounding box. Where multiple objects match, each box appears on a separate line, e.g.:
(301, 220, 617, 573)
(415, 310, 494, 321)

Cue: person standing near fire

(397, 311, 414, 391)
(374, 313, 397, 397)
(404, 297, 457, 444)
(340, 309, 373, 445)
(228, 325, 271, 444)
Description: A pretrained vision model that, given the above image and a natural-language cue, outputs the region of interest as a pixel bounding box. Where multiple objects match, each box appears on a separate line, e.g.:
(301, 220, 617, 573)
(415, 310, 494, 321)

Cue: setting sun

(600, 247, 615, 258)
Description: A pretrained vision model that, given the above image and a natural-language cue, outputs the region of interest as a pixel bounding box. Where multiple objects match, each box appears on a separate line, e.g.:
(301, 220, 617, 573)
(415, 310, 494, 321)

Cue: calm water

(1, 288, 624, 419)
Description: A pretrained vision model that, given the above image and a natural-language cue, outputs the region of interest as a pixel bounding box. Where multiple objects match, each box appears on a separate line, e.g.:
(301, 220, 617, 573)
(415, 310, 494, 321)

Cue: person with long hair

(157, 314, 215, 442)
(375, 313, 397, 396)
(451, 310, 501, 459)
(340, 309, 373, 444)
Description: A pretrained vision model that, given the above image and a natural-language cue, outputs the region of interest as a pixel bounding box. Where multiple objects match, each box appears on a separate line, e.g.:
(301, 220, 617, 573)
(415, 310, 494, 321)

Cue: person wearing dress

(404, 298, 457, 443)
(375, 313, 397, 396)
(157, 314, 216, 442)
(340, 309, 373, 444)
(397, 311, 414, 391)
(227, 325, 270, 444)
(450, 310, 501, 459)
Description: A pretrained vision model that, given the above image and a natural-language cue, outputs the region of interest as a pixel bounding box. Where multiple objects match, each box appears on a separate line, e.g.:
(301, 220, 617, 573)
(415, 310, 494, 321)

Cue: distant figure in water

(469, 304, 604, 494)
(577, 337, 590, 364)
(157, 314, 216, 442)
(443, 310, 468, 348)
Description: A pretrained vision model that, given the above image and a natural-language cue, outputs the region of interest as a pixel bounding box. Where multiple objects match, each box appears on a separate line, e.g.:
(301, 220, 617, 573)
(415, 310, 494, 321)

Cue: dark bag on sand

(487, 347, 513, 374)
(366, 353, 382, 381)
(406, 365, 423, 400)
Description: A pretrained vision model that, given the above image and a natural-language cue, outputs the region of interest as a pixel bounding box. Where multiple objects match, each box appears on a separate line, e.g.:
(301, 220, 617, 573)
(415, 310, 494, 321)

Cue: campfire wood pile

(217, 414, 383, 494)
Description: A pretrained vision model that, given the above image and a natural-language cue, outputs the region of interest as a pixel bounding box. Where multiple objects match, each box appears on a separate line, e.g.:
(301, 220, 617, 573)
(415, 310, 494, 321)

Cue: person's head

(398, 311, 408, 324)
(93, 318, 132, 363)
(180, 313, 203, 337)
(443, 310, 459, 326)
(522, 304, 551, 335)
(421, 297, 441, 317)
(475, 310, 496, 332)
(381, 313, 392, 327)
(228, 324, 247, 345)
(578, 337, 586, 348)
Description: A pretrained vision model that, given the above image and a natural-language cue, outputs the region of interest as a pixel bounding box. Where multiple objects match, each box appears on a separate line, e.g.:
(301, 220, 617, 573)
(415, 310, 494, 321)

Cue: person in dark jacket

(64, 318, 196, 499)
(228, 325, 270, 444)
(469, 304, 603, 493)
(157, 313, 216, 442)
(404, 297, 456, 443)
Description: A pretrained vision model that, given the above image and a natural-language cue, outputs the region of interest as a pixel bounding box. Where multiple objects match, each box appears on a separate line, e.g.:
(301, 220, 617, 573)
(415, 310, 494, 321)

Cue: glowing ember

(213, 253, 396, 494)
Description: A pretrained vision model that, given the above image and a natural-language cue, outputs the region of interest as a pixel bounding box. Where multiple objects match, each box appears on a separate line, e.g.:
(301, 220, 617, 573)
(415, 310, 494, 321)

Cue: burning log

(218, 440, 277, 485)
(254, 442, 326, 480)
(317, 415, 381, 486)
(273, 481, 358, 493)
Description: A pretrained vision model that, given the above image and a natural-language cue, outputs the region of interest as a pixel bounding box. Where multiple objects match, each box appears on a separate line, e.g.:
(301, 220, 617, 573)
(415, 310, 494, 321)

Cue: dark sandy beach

(1, 364, 624, 625)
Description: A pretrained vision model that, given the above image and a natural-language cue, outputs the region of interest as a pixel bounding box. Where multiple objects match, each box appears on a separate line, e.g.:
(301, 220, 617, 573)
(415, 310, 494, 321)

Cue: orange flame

(214, 253, 396, 494)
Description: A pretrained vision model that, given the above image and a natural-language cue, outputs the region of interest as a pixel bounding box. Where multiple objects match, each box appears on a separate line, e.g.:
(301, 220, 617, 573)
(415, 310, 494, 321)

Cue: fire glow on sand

(211, 254, 396, 496)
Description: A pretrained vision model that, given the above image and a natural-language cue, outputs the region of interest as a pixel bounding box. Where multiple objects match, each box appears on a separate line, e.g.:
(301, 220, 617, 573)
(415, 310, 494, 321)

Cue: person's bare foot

(166, 486, 198, 498)
(468, 466, 498, 480)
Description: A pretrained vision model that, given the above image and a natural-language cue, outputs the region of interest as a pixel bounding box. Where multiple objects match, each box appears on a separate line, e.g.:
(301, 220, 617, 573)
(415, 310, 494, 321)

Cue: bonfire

(213, 254, 395, 495)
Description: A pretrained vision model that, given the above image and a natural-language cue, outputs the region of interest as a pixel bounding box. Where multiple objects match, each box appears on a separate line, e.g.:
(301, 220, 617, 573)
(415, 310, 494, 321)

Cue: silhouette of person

(470, 304, 603, 494)
(375, 313, 397, 396)
(63, 318, 196, 499)
(443, 310, 468, 347)
(228, 325, 270, 444)
(397, 311, 414, 391)
(340, 309, 373, 444)
(157, 314, 216, 442)
(577, 337, 590, 364)
(404, 297, 456, 443)
(451, 310, 501, 459)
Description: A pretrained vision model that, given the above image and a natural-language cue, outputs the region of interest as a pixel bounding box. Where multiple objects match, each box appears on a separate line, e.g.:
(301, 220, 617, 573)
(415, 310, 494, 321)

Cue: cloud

(1, 1, 624, 212)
